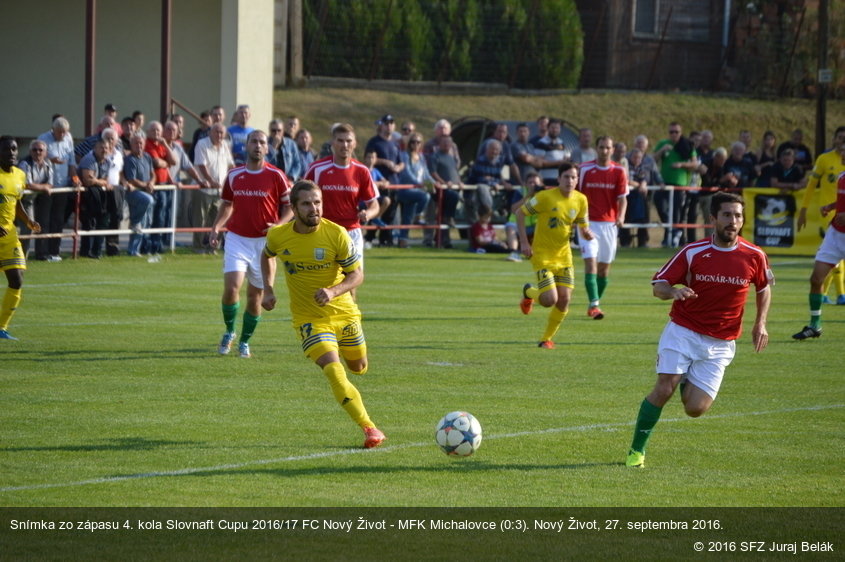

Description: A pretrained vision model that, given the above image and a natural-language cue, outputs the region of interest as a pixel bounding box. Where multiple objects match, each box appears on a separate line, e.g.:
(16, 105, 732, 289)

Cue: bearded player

(260, 180, 385, 449)
(626, 191, 772, 468)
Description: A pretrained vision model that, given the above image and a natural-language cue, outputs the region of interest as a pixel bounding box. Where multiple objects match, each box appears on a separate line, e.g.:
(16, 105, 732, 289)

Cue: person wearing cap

(365, 115, 404, 246)
(103, 104, 123, 137)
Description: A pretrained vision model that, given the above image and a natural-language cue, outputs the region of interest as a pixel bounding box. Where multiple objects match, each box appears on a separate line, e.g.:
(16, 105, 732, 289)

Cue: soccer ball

(435, 411, 482, 456)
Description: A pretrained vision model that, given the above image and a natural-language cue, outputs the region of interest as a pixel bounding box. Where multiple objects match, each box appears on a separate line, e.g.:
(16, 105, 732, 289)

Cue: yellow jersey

(264, 218, 361, 323)
(521, 188, 589, 269)
(0, 166, 25, 239)
(802, 150, 845, 208)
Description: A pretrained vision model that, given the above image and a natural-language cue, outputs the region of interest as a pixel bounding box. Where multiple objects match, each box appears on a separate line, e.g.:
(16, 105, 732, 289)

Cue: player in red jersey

(578, 136, 628, 319)
(304, 123, 379, 300)
(626, 191, 772, 468)
(793, 154, 845, 340)
(209, 130, 293, 358)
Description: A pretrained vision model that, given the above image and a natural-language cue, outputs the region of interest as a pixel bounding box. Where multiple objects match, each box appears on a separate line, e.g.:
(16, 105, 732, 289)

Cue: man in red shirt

(304, 123, 379, 299)
(626, 191, 772, 468)
(144, 121, 177, 255)
(210, 130, 293, 358)
(578, 136, 628, 319)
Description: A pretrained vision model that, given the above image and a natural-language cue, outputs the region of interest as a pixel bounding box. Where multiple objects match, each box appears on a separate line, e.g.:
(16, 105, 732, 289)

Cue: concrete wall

(0, 0, 272, 140)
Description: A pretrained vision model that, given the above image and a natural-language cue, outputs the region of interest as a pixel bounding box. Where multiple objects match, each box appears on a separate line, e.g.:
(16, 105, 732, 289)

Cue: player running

(578, 136, 628, 319)
(517, 162, 593, 349)
(626, 191, 772, 468)
(0, 136, 41, 340)
(260, 180, 385, 449)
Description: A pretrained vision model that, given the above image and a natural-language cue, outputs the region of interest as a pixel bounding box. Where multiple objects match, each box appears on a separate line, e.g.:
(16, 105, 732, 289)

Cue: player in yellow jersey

(516, 162, 594, 348)
(0, 137, 41, 340)
(260, 179, 385, 448)
(798, 126, 845, 305)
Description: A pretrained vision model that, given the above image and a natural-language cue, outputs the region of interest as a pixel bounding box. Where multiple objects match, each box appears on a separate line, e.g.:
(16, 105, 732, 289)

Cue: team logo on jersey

(284, 260, 296, 275)
(702, 252, 712, 258)
(314, 248, 325, 261)
(569, 209, 577, 218)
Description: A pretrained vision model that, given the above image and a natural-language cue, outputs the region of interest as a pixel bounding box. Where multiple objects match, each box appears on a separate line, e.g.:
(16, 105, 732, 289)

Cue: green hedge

(303, 0, 583, 89)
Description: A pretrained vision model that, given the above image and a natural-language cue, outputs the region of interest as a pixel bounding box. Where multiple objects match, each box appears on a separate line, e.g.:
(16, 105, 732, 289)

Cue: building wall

(0, 0, 272, 139)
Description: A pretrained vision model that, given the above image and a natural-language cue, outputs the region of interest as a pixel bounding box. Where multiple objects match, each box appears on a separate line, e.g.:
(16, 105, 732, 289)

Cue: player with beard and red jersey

(626, 191, 772, 468)
(304, 124, 379, 299)
(578, 136, 628, 319)
(210, 130, 293, 359)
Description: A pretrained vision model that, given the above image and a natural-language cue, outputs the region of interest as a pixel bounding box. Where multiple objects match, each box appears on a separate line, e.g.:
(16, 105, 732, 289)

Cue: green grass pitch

(1, 246, 842, 507)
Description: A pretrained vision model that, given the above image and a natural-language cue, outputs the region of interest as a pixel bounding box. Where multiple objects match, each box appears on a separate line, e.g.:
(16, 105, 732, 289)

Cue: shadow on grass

(3, 437, 202, 453)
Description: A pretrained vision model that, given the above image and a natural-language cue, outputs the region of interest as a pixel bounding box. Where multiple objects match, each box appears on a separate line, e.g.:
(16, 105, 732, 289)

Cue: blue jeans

(396, 188, 430, 240)
(127, 189, 155, 255)
(150, 189, 173, 253)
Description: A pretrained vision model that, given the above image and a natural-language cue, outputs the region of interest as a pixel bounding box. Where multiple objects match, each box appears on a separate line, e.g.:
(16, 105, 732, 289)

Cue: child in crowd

(470, 205, 510, 254)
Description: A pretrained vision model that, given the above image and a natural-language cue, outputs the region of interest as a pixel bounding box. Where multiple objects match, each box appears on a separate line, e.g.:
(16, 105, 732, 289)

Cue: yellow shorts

(295, 313, 367, 363)
(0, 238, 26, 272)
(534, 265, 574, 293)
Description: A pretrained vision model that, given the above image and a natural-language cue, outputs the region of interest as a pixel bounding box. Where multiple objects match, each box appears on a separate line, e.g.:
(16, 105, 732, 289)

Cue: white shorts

(348, 227, 364, 269)
(579, 221, 617, 263)
(223, 232, 266, 289)
(815, 226, 845, 265)
(656, 321, 736, 400)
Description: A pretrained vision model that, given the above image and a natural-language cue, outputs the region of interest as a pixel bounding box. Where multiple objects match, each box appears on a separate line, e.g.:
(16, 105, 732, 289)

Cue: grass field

(1, 245, 843, 508)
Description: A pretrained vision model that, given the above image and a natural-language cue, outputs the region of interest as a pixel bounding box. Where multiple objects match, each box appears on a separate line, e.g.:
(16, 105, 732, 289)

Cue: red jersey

(221, 163, 291, 238)
(144, 139, 172, 184)
(470, 222, 496, 250)
(305, 158, 378, 229)
(579, 161, 628, 222)
(833, 173, 845, 234)
(653, 237, 771, 341)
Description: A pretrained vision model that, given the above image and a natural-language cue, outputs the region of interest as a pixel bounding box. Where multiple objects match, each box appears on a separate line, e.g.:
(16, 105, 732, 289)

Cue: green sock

(585, 273, 599, 305)
(809, 293, 823, 330)
(222, 302, 240, 333)
(597, 275, 609, 299)
(240, 312, 261, 343)
(630, 398, 663, 454)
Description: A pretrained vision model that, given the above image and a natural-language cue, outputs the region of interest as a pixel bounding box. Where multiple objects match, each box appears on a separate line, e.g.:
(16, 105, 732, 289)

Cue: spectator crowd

(11, 103, 834, 261)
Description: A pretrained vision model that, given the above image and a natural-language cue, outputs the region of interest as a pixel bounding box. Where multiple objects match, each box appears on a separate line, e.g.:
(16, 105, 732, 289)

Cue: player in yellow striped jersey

(516, 162, 594, 348)
(0, 136, 41, 341)
(260, 179, 385, 449)
(798, 126, 845, 304)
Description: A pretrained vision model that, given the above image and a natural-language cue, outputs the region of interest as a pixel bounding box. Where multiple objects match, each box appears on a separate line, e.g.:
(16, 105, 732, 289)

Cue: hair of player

(290, 179, 320, 206)
(558, 161, 580, 176)
(710, 191, 744, 218)
(595, 135, 613, 147)
(246, 129, 267, 143)
(0, 135, 17, 147)
(332, 123, 355, 138)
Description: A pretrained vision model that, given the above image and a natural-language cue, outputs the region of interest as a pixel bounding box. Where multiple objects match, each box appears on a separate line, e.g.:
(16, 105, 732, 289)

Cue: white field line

(1, 403, 841, 493)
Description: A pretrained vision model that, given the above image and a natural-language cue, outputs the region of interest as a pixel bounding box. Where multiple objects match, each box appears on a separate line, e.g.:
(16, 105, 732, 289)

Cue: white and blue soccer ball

(435, 411, 482, 456)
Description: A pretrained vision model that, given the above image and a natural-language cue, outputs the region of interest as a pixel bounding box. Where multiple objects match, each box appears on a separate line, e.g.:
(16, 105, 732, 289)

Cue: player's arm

(277, 202, 293, 225)
(260, 250, 278, 311)
(652, 280, 697, 301)
(13, 200, 40, 235)
(752, 285, 771, 353)
(516, 207, 532, 258)
(797, 170, 821, 231)
(315, 267, 363, 306)
(615, 193, 627, 229)
(358, 198, 380, 224)
(209, 199, 234, 248)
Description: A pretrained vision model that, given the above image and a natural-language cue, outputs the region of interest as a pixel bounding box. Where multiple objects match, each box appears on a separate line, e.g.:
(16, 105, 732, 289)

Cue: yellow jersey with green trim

(0, 166, 25, 241)
(802, 149, 845, 208)
(521, 188, 588, 269)
(264, 218, 361, 323)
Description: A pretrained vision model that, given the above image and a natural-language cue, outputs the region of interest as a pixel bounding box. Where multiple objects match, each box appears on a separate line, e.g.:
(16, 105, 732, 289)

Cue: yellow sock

(0, 288, 22, 331)
(322, 361, 373, 428)
(822, 269, 834, 296)
(834, 262, 845, 296)
(526, 286, 540, 300)
(541, 308, 567, 342)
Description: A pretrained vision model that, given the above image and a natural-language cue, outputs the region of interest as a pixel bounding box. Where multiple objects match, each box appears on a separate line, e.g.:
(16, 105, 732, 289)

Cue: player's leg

(833, 261, 845, 304)
(521, 268, 554, 315)
(595, 222, 618, 301)
(237, 241, 268, 357)
(580, 235, 602, 318)
(794, 260, 835, 339)
(627, 322, 691, 467)
(0, 266, 25, 340)
(304, 321, 384, 447)
(539, 269, 573, 347)
(679, 338, 732, 417)
(338, 316, 368, 376)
